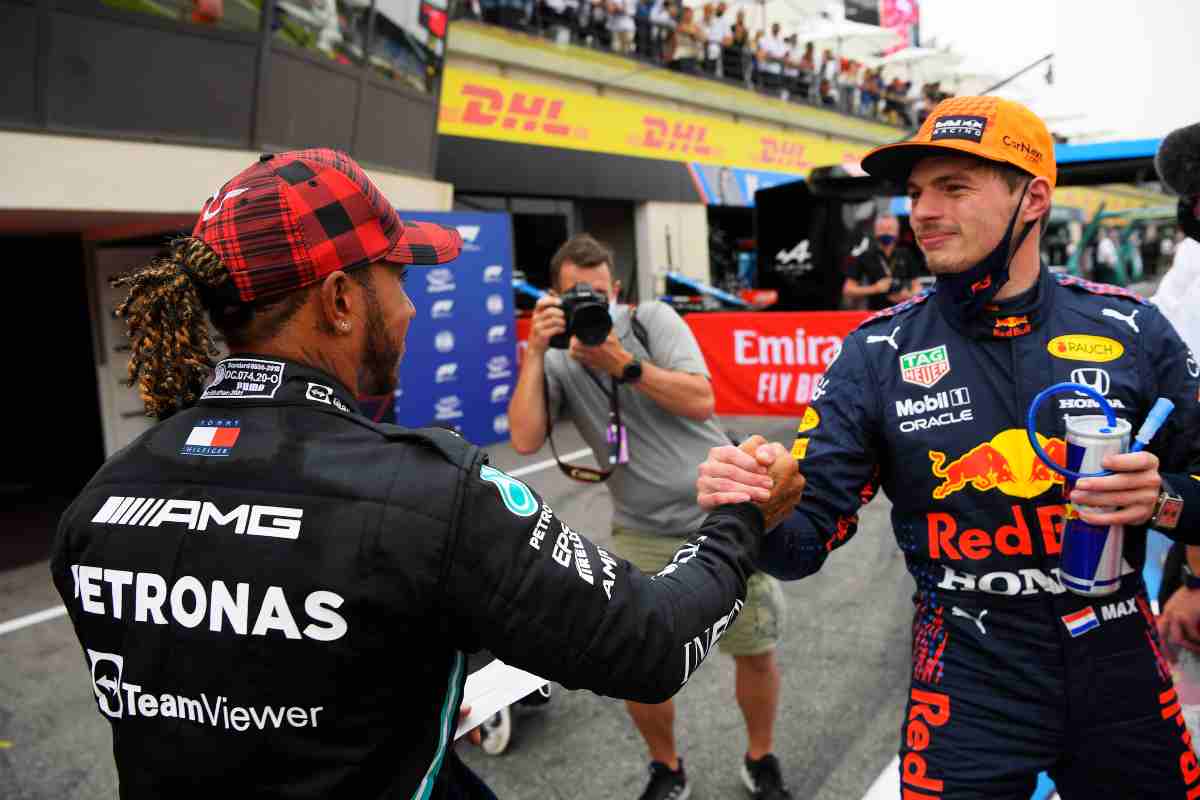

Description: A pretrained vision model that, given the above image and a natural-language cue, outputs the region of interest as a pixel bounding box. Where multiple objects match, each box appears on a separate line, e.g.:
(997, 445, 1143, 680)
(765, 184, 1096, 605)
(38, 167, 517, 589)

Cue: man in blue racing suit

(697, 97, 1200, 798)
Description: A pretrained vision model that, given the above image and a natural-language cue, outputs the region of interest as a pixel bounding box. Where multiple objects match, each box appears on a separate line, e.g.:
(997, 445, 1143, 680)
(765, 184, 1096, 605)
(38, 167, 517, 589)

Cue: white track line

(861, 755, 899, 800)
(505, 448, 593, 478)
(0, 605, 67, 637)
(0, 448, 593, 637)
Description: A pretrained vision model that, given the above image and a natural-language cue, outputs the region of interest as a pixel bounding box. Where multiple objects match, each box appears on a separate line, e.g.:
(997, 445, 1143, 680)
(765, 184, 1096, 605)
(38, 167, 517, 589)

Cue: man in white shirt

(758, 22, 787, 95)
(608, 0, 636, 53)
(705, 2, 731, 76)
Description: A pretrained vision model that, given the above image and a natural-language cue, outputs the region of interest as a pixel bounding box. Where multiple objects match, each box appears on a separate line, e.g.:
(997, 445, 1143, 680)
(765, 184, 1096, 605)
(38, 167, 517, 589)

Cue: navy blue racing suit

(762, 269, 1200, 799)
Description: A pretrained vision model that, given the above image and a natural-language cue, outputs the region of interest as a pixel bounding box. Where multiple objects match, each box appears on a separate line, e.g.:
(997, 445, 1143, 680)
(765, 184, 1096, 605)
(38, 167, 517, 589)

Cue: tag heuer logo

(900, 345, 951, 388)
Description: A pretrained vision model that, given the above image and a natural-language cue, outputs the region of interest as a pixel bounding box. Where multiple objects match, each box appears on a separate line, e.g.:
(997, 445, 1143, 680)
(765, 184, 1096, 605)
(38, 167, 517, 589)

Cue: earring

(340, 321, 351, 331)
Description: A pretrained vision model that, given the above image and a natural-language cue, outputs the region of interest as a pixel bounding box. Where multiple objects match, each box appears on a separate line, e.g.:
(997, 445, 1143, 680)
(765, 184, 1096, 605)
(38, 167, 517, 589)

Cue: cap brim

(383, 220, 463, 265)
(861, 140, 1011, 186)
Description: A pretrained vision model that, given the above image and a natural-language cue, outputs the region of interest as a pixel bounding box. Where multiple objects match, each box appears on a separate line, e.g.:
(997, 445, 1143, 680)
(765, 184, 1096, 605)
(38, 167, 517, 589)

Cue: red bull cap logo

(930, 429, 1066, 500)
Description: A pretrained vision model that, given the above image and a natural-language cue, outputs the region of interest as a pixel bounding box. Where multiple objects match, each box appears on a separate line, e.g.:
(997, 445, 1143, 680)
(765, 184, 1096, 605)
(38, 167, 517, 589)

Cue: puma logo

(201, 187, 250, 222)
(1101, 307, 1139, 333)
(867, 325, 901, 351)
(952, 606, 988, 635)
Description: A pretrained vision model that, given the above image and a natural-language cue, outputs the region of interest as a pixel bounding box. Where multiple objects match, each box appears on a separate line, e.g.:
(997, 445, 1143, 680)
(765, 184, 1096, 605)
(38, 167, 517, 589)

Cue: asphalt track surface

(0, 415, 914, 800)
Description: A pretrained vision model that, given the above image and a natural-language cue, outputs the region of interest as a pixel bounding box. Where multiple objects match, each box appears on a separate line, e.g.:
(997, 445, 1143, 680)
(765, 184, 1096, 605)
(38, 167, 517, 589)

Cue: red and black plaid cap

(192, 148, 462, 304)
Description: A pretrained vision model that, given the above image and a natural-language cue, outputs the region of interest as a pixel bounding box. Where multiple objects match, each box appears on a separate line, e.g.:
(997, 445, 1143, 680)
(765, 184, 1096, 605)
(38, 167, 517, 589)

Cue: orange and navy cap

(861, 96, 1057, 189)
(192, 148, 462, 304)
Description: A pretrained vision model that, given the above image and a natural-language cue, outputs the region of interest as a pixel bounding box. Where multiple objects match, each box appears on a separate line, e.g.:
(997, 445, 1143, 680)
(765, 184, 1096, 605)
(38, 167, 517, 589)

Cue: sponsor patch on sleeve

(480, 465, 539, 517)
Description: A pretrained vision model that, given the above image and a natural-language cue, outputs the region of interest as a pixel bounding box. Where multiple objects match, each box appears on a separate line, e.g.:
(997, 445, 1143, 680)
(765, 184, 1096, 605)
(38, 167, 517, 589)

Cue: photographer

(508, 234, 793, 800)
(842, 213, 921, 310)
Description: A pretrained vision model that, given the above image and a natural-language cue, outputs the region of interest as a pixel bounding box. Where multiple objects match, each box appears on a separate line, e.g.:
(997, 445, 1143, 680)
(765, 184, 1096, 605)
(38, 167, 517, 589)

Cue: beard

(357, 283, 403, 397)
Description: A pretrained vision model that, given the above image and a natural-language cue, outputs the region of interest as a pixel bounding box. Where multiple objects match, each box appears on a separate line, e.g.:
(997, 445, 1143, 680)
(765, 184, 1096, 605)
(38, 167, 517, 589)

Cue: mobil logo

(929, 429, 1066, 500)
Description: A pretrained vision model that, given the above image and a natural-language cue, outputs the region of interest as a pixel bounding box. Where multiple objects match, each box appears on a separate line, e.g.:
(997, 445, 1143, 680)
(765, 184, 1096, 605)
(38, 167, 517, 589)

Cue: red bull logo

(930, 429, 1066, 500)
(991, 315, 1032, 338)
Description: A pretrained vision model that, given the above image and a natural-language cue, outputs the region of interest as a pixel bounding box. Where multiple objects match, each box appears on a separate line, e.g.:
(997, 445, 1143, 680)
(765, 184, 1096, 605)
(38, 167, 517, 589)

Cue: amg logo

(931, 115, 987, 143)
(896, 388, 970, 417)
(91, 497, 302, 540)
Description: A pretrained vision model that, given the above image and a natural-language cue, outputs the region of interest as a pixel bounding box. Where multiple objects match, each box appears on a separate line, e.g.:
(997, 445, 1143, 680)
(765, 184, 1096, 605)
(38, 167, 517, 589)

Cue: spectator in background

(796, 42, 815, 102)
(648, 0, 676, 61)
(818, 48, 837, 98)
(757, 22, 787, 96)
(705, 2, 732, 77)
(839, 58, 858, 113)
(750, 29, 765, 86)
(543, 0, 580, 43)
(669, 5, 704, 74)
(608, 0, 636, 53)
(883, 76, 911, 126)
(781, 34, 801, 101)
(1095, 226, 1119, 283)
(859, 67, 880, 118)
(842, 214, 922, 310)
(722, 10, 751, 86)
(581, 0, 610, 47)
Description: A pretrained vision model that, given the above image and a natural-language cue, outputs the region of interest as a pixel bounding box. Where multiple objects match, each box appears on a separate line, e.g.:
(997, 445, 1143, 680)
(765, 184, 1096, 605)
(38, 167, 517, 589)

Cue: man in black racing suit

(51, 148, 803, 799)
(697, 98, 1200, 798)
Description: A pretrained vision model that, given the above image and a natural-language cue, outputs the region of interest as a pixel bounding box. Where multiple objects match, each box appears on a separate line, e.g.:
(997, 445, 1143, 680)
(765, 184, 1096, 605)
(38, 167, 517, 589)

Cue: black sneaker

(741, 753, 792, 799)
(637, 760, 690, 800)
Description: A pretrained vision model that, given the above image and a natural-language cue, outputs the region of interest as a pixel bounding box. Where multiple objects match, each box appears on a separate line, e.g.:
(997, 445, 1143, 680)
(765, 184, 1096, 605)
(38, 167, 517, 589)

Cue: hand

(1069, 451, 1161, 526)
(568, 330, 633, 379)
(1158, 587, 1200, 662)
(746, 436, 806, 530)
(528, 294, 565, 356)
(457, 704, 481, 746)
(871, 276, 892, 295)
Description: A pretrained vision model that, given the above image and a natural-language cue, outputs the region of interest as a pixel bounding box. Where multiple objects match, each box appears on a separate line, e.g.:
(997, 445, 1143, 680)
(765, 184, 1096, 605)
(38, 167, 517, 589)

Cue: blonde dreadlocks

(111, 237, 229, 420)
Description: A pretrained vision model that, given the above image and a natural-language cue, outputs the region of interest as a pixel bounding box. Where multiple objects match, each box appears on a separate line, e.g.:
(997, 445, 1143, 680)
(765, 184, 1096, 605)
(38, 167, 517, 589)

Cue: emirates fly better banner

(685, 311, 869, 416)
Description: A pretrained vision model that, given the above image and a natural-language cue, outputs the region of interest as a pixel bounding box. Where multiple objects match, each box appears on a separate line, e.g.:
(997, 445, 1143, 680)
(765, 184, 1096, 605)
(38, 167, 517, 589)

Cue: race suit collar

(197, 353, 363, 416)
(934, 265, 1055, 340)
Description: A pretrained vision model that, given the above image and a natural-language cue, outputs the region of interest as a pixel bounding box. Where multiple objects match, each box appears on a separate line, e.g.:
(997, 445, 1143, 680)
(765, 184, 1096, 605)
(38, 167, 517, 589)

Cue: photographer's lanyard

(544, 371, 629, 483)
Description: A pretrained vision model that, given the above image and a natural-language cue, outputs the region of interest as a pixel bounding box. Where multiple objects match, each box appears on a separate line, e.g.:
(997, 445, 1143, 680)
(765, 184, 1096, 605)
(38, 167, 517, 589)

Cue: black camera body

(549, 283, 613, 349)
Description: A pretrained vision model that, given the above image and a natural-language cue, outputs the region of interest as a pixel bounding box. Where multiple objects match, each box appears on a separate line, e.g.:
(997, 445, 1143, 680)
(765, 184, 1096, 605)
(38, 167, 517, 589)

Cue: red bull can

(1059, 415, 1132, 596)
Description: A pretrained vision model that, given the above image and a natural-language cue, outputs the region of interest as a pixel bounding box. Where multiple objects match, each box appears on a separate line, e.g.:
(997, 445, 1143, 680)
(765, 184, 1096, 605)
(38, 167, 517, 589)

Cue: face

(771, 23, 780, 35)
(907, 154, 1027, 275)
(556, 260, 620, 303)
(874, 215, 900, 243)
(356, 263, 415, 396)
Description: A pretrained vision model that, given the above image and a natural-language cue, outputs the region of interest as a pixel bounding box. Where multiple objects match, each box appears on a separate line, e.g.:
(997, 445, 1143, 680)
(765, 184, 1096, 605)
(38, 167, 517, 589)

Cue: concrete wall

(634, 202, 710, 302)
(0, 132, 454, 223)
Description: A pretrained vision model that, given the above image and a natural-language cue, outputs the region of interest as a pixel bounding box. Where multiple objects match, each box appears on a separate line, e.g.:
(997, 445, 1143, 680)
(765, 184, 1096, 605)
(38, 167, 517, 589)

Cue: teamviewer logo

(88, 649, 124, 718)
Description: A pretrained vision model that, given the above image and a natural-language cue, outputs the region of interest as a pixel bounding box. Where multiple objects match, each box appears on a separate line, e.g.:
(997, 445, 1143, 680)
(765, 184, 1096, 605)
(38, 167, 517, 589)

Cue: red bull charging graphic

(929, 429, 1066, 500)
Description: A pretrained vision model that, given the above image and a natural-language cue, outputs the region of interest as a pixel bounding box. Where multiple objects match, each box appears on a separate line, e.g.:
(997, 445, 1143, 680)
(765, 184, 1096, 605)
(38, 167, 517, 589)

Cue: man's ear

(318, 271, 355, 334)
(1023, 177, 1053, 223)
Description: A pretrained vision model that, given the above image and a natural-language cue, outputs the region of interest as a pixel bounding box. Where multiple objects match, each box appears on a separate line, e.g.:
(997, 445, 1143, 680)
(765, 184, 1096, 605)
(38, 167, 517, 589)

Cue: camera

(549, 283, 613, 349)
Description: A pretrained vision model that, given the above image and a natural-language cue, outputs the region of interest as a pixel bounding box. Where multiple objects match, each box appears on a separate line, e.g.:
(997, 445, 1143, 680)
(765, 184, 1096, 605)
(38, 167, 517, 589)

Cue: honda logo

(1071, 368, 1110, 397)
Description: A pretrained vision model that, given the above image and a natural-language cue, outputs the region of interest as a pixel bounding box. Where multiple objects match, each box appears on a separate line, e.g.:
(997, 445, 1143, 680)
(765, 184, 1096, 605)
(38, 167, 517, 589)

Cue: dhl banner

(438, 65, 871, 179)
(685, 311, 868, 416)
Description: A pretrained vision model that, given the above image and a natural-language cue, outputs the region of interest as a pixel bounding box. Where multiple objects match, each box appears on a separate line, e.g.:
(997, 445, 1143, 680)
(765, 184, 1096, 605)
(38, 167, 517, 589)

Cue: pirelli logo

(91, 496, 302, 540)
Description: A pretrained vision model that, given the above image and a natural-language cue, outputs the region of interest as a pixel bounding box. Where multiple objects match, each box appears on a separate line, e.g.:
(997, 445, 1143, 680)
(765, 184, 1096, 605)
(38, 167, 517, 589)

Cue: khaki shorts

(611, 526, 785, 657)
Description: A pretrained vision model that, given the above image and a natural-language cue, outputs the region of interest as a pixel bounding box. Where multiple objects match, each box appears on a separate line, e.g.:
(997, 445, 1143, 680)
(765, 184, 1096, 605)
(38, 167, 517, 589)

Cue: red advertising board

(515, 310, 869, 417)
(684, 311, 869, 416)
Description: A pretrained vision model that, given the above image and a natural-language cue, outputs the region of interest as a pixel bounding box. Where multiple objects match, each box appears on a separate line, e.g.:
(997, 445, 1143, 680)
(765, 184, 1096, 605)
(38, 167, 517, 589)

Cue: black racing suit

(51, 356, 762, 799)
(762, 269, 1200, 799)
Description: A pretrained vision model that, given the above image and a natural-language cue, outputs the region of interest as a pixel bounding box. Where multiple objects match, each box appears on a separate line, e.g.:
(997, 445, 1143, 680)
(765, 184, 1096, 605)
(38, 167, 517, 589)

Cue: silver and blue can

(1059, 415, 1132, 597)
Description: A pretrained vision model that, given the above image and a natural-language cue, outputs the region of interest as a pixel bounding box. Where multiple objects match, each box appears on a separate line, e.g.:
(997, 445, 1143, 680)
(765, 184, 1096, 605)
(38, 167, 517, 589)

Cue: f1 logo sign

(88, 649, 124, 718)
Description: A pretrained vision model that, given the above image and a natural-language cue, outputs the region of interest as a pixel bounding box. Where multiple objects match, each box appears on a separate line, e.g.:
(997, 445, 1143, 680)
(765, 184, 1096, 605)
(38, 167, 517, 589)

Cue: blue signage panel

(393, 211, 515, 446)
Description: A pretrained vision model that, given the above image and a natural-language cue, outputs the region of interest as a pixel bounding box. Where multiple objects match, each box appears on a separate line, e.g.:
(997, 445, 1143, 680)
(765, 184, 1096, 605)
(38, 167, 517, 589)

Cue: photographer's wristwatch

(620, 357, 643, 384)
(1148, 479, 1184, 531)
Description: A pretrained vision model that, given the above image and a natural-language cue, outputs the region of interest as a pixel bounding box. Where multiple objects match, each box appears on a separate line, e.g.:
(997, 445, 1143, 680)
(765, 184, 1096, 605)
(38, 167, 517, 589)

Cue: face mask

(878, 234, 897, 246)
(938, 181, 1035, 316)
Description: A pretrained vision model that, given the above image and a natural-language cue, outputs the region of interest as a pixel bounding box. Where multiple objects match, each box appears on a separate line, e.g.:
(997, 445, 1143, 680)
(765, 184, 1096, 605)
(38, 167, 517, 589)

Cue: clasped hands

(696, 434, 804, 531)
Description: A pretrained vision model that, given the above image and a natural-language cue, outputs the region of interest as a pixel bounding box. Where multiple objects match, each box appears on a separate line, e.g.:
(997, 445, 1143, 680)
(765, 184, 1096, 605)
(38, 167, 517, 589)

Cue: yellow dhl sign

(438, 64, 870, 176)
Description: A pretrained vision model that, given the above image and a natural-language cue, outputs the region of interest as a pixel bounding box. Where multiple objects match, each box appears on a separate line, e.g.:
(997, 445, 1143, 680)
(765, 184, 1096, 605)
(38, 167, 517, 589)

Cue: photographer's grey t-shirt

(544, 301, 729, 534)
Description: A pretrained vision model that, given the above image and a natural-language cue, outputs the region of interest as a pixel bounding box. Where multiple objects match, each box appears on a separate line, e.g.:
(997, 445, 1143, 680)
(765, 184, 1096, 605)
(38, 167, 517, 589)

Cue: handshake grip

(696, 434, 805, 531)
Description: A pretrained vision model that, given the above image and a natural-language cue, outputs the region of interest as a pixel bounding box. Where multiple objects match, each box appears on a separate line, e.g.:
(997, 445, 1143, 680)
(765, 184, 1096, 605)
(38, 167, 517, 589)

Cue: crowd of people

(466, 0, 954, 125)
